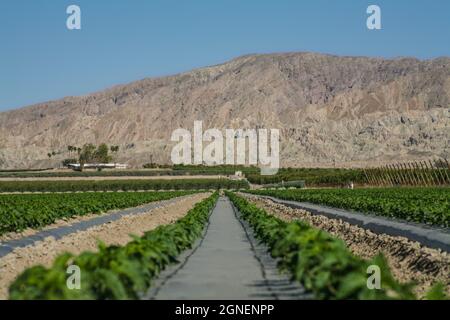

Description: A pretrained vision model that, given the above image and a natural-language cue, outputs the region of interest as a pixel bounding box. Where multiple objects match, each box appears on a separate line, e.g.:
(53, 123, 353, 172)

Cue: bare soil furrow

(0, 193, 210, 300)
(241, 193, 450, 298)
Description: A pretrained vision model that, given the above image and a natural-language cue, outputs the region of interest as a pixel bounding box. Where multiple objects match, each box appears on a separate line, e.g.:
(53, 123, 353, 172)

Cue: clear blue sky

(1, 0, 449, 111)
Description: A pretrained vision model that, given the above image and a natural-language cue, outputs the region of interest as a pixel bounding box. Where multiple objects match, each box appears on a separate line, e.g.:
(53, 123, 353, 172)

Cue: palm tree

(110, 145, 119, 162)
(110, 145, 119, 153)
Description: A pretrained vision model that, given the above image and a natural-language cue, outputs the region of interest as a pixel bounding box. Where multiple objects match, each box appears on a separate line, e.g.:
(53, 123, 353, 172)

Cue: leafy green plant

(246, 168, 365, 186)
(0, 191, 196, 235)
(9, 193, 219, 300)
(0, 178, 248, 193)
(247, 187, 450, 227)
(425, 283, 448, 300)
(226, 192, 446, 300)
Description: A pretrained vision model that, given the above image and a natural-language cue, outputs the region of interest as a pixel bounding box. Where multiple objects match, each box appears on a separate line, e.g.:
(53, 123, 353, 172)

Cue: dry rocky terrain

(0, 52, 449, 169)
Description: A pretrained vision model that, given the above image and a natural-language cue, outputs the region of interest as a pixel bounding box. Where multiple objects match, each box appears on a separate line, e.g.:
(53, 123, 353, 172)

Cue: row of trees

(79, 143, 113, 164)
(61, 144, 120, 170)
(67, 145, 81, 155)
(67, 144, 120, 156)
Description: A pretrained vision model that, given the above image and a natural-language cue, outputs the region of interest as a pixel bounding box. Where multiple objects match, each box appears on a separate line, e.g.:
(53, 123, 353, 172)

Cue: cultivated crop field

(0, 175, 448, 301)
(8, 193, 219, 300)
(0, 191, 194, 235)
(0, 166, 365, 187)
(0, 178, 249, 193)
(227, 193, 421, 299)
(246, 168, 365, 186)
(0, 170, 191, 178)
(0, 165, 259, 178)
(248, 187, 450, 227)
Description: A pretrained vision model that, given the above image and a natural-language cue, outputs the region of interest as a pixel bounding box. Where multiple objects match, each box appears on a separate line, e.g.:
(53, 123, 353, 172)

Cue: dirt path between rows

(242, 194, 450, 298)
(146, 196, 309, 300)
(0, 193, 210, 300)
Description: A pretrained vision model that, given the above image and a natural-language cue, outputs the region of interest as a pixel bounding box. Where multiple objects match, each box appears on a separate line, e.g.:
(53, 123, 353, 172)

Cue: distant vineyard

(0, 170, 189, 178)
(0, 168, 53, 173)
(172, 164, 260, 175)
(2, 160, 448, 188)
(246, 168, 365, 186)
(0, 178, 249, 193)
(363, 159, 450, 187)
(0, 165, 259, 178)
(245, 160, 450, 187)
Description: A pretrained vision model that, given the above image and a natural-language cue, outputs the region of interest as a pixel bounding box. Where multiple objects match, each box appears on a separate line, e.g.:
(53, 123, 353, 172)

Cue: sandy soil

(0, 192, 210, 300)
(242, 193, 450, 298)
(0, 175, 225, 181)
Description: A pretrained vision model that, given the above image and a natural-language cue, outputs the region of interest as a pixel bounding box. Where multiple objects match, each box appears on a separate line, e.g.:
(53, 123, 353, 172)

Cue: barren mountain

(0, 52, 449, 169)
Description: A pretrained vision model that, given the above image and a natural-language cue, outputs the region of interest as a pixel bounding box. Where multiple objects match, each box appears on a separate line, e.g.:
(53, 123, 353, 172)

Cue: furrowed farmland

(227, 192, 418, 300)
(0, 178, 248, 193)
(247, 188, 450, 227)
(0, 167, 448, 301)
(0, 191, 195, 235)
(8, 193, 219, 300)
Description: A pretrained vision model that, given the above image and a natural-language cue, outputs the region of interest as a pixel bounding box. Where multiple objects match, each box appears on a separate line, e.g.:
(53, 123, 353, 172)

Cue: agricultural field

(4, 190, 448, 301)
(0, 166, 364, 187)
(246, 168, 365, 186)
(0, 191, 194, 235)
(0, 178, 249, 193)
(0, 169, 448, 301)
(0, 169, 185, 178)
(227, 192, 441, 300)
(8, 193, 219, 299)
(5, 164, 447, 188)
(0, 165, 259, 178)
(247, 187, 450, 227)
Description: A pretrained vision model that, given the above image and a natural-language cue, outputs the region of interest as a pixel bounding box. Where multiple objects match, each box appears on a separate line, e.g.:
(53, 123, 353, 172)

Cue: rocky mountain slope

(0, 52, 449, 169)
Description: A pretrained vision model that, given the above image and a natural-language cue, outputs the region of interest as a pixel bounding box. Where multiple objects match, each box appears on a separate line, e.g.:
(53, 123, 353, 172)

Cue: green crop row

(226, 192, 447, 300)
(247, 187, 450, 227)
(0, 166, 365, 187)
(0, 170, 183, 178)
(0, 169, 225, 178)
(246, 168, 365, 186)
(171, 164, 260, 174)
(0, 178, 249, 193)
(0, 165, 258, 178)
(0, 168, 53, 173)
(0, 191, 196, 235)
(0, 167, 361, 183)
(9, 193, 218, 300)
